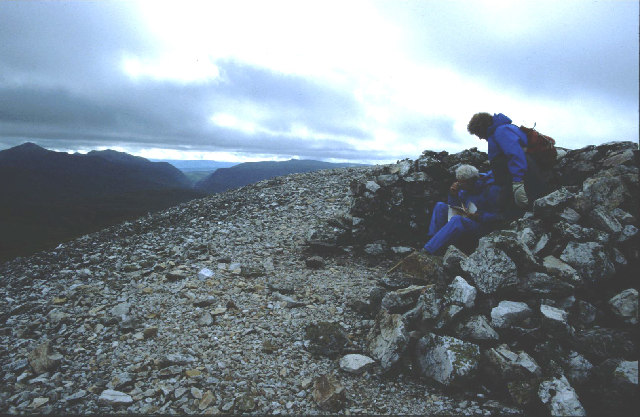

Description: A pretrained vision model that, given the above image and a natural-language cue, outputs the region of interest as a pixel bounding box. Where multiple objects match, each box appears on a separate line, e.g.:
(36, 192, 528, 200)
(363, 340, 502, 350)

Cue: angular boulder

(538, 375, 586, 416)
(415, 333, 480, 387)
(491, 301, 533, 329)
(454, 314, 499, 342)
(608, 288, 638, 325)
(560, 241, 615, 284)
(484, 344, 541, 380)
(366, 309, 409, 372)
(461, 247, 518, 294)
(445, 276, 477, 308)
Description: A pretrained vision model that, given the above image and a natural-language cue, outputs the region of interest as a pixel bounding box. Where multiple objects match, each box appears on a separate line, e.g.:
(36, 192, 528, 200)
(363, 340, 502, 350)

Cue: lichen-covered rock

(461, 247, 518, 294)
(559, 241, 615, 284)
(517, 272, 574, 296)
(366, 309, 409, 372)
(415, 333, 480, 387)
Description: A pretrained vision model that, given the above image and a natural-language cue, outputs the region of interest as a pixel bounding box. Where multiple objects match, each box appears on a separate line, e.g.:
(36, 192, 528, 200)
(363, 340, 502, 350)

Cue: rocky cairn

(341, 141, 638, 416)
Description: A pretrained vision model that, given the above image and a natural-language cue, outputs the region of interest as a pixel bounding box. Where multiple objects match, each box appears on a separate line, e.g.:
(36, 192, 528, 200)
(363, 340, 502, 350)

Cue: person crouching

(422, 164, 506, 255)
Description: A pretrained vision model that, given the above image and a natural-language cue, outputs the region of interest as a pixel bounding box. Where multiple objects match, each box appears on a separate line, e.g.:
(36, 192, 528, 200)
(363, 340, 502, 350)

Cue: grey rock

(484, 344, 541, 380)
(538, 375, 586, 416)
(445, 276, 476, 308)
(517, 272, 574, 296)
(461, 246, 518, 294)
(553, 222, 610, 243)
(560, 241, 615, 284)
(533, 187, 576, 219)
(589, 207, 622, 235)
(615, 360, 638, 385)
(380, 285, 428, 313)
(110, 302, 131, 319)
(563, 351, 593, 385)
(366, 309, 409, 372)
(617, 224, 639, 243)
(442, 245, 467, 275)
(542, 256, 582, 285)
(608, 288, 638, 325)
(415, 333, 480, 386)
(454, 315, 499, 342)
(491, 301, 533, 329)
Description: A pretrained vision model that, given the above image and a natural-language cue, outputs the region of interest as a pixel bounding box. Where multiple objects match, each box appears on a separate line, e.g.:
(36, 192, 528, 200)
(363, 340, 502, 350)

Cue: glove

(512, 182, 529, 208)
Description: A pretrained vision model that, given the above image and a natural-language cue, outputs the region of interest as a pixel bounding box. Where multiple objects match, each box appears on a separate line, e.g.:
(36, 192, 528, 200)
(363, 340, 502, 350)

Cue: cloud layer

(1, 1, 637, 163)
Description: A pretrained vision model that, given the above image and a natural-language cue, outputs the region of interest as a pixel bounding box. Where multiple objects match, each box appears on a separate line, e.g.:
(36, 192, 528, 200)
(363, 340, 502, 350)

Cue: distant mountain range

(0, 143, 369, 261)
(194, 159, 368, 193)
(0, 143, 204, 261)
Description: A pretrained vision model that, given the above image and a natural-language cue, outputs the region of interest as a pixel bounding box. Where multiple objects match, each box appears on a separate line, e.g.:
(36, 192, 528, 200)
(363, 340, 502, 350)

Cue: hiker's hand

(512, 182, 528, 208)
(449, 182, 460, 195)
(467, 211, 480, 221)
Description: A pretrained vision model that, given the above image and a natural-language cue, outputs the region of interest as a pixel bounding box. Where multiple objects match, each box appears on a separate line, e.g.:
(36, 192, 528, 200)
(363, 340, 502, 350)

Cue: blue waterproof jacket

(448, 173, 504, 224)
(487, 113, 528, 183)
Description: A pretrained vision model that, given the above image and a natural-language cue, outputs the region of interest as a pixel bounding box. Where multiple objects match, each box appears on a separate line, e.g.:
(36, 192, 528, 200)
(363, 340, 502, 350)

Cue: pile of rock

(346, 148, 490, 249)
(351, 141, 638, 415)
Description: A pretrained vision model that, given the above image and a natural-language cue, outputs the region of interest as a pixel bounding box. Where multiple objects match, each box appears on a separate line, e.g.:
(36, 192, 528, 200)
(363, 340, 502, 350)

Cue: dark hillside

(0, 143, 203, 261)
(195, 159, 367, 193)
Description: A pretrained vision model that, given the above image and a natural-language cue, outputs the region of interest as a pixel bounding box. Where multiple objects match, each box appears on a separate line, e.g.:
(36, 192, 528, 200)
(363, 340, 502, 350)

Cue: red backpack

(519, 124, 558, 169)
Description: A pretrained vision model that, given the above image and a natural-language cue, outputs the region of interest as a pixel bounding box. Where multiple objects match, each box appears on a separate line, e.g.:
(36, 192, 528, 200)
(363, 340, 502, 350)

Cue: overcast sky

(1, 0, 638, 164)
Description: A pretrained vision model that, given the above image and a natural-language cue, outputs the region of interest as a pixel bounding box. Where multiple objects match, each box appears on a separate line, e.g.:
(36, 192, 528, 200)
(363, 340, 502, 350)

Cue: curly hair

(455, 164, 480, 181)
(467, 112, 493, 139)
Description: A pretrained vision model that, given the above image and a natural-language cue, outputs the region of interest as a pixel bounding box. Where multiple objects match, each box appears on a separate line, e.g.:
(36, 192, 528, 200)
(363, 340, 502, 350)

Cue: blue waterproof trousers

(423, 202, 481, 254)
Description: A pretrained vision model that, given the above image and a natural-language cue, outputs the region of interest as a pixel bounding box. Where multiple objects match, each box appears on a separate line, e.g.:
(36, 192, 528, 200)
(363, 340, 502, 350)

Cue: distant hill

(195, 159, 369, 193)
(0, 143, 204, 261)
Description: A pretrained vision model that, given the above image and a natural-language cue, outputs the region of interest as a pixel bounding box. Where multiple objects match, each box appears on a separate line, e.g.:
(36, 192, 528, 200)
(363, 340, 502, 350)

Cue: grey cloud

(392, 114, 458, 143)
(384, 1, 638, 105)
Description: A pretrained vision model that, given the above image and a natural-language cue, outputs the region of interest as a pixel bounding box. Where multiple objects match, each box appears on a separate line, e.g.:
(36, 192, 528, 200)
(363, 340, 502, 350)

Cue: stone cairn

(335, 141, 638, 416)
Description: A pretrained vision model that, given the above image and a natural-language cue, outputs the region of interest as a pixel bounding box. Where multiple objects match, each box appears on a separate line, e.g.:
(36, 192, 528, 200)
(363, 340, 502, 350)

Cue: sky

(0, 0, 638, 164)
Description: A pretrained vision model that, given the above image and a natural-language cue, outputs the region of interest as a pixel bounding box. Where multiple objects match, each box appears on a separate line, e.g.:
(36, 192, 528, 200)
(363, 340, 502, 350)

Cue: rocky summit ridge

(1, 141, 638, 415)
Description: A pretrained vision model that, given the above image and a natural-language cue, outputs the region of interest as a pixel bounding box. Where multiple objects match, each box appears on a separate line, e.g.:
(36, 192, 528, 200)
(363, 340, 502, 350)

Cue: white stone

(615, 361, 638, 385)
(447, 276, 477, 308)
(339, 354, 375, 374)
(538, 375, 586, 416)
(540, 304, 569, 324)
(198, 268, 214, 279)
(98, 389, 133, 405)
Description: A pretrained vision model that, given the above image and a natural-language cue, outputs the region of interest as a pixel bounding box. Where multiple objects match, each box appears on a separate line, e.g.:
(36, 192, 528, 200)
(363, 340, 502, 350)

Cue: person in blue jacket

(467, 112, 546, 209)
(423, 165, 506, 255)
